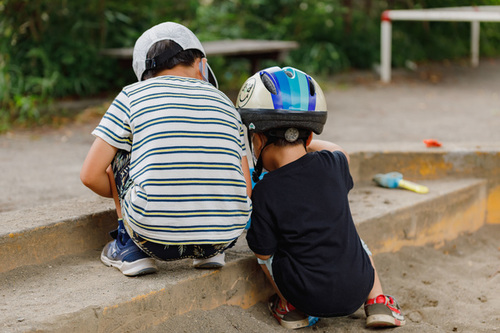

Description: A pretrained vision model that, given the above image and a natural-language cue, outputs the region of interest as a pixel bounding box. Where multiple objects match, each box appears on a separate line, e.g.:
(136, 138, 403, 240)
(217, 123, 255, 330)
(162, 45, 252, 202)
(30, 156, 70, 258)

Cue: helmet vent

(308, 77, 316, 96)
(261, 74, 277, 95)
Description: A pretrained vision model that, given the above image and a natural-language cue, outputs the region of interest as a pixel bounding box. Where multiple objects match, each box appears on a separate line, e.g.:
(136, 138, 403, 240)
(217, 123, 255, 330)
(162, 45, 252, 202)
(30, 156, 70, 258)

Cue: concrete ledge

(34, 258, 273, 333)
(3, 147, 499, 274)
(1, 246, 272, 333)
(354, 178, 487, 254)
(0, 197, 116, 273)
(349, 147, 500, 224)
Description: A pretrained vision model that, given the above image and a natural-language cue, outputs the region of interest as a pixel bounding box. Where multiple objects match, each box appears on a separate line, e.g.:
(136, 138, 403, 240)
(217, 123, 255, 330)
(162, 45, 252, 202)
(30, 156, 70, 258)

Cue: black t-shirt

(246, 150, 374, 317)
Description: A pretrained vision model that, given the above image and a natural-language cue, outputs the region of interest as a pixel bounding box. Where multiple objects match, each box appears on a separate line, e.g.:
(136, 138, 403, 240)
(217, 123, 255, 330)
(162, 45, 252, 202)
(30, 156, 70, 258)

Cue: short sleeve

(246, 189, 277, 256)
(92, 90, 133, 151)
(331, 150, 354, 191)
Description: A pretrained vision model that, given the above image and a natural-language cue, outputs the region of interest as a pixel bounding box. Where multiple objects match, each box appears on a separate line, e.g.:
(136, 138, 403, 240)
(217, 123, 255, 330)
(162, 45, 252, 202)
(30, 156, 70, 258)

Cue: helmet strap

(246, 130, 261, 183)
(252, 154, 264, 183)
(251, 136, 277, 183)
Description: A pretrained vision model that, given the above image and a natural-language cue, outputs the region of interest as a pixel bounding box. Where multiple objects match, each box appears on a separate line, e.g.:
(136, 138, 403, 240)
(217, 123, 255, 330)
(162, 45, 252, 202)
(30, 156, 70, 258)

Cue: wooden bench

(101, 39, 299, 74)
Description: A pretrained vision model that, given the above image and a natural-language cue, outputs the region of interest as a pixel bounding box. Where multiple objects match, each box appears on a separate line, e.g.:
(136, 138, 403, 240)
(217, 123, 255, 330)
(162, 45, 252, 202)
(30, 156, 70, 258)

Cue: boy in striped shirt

(81, 22, 252, 276)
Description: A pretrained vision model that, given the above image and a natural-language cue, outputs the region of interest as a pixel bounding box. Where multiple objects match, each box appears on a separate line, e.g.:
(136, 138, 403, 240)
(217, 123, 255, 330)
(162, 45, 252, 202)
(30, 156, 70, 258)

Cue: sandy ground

(1, 58, 500, 331)
(152, 223, 500, 333)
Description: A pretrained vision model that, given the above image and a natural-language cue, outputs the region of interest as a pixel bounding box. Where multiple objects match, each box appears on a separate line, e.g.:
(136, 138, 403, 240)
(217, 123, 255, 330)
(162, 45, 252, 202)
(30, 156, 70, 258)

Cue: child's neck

(155, 63, 202, 81)
(262, 144, 307, 172)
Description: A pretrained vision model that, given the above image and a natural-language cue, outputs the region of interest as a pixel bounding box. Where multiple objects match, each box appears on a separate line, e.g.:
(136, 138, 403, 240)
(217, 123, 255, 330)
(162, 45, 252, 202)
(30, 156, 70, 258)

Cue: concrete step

(0, 196, 115, 274)
(0, 177, 489, 332)
(2, 146, 499, 273)
(352, 177, 487, 254)
(347, 145, 500, 225)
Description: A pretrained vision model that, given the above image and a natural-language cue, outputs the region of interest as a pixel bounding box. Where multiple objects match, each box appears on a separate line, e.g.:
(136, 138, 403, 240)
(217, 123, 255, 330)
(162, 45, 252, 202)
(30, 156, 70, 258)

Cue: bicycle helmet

(236, 66, 328, 182)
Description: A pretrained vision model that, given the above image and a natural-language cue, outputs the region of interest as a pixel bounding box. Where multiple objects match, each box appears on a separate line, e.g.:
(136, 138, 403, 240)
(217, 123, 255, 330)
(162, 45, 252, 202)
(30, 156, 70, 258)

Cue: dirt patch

(150, 223, 500, 332)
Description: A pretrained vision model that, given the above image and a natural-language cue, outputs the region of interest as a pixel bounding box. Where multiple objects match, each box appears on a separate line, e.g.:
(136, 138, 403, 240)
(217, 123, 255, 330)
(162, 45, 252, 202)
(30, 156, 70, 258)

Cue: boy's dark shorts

(112, 150, 235, 261)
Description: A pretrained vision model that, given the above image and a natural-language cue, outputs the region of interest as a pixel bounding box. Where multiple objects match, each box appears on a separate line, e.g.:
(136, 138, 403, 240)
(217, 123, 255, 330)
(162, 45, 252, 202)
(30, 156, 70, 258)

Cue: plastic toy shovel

(373, 172, 429, 194)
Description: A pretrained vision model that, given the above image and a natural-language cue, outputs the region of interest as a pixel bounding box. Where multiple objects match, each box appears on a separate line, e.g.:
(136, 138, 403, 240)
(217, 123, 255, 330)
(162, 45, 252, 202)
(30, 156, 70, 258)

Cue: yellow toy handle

(398, 179, 429, 194)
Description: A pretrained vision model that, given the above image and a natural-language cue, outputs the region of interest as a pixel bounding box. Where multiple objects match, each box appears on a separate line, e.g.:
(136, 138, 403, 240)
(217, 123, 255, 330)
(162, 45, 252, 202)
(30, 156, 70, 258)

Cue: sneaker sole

(193, 253, 225, 269)
(275, 315, 318, 330)
(366, 314, 406, 327)
(267, 297, 319, 330)
(269, 311, 310, 330)
(100, 254, 158, 277)
(193, 262, 225, 269)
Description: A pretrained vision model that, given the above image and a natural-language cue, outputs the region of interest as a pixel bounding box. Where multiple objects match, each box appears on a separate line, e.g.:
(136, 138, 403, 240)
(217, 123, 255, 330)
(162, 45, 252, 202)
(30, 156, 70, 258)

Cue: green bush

(0, 0, 194, 128)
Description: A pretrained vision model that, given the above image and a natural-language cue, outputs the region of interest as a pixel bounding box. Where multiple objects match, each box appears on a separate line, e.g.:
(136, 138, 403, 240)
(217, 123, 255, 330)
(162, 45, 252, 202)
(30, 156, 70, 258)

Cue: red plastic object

(423, 139, 442, 147)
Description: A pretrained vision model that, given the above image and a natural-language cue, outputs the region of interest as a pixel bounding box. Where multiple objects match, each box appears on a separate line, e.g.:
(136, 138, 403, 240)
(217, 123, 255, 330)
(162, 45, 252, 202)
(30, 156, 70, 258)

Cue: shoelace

(382, 295, 394, 305)
(366, 294, 395, 306)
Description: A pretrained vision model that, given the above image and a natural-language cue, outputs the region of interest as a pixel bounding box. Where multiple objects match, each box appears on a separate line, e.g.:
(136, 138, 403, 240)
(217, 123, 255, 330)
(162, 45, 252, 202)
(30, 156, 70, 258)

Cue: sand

(148, 223, 499, 332)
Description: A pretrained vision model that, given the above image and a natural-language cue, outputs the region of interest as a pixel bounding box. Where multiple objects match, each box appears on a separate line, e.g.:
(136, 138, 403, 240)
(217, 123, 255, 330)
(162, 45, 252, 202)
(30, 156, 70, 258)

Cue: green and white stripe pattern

(93, 76, 251, 245)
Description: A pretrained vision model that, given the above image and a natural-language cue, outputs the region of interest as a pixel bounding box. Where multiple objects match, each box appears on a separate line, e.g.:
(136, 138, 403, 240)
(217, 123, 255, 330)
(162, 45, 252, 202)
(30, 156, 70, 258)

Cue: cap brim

(206, 63, 218, 89)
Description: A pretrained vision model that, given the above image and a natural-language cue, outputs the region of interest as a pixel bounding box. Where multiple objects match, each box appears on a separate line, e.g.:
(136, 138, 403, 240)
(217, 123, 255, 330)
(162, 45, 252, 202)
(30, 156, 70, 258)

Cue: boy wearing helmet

(237, 67, 405, 329)
(81, 22, 252, 276)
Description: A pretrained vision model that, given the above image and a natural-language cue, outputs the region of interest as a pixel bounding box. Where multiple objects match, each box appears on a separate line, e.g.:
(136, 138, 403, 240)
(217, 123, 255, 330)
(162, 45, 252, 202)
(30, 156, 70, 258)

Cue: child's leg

(258, 257, 319, 329)
(100, 150, 158, 277)
(359, 238, 384, 298)
(361, 238, 405, 327)
(367, 255, 384, 298)
(258, 259, 287, 304)
(106, 165, 122, 219)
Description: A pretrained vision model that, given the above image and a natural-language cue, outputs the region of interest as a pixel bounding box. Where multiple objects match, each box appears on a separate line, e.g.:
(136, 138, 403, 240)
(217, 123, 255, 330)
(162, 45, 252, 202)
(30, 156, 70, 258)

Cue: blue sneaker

(100, 220, 158, 277)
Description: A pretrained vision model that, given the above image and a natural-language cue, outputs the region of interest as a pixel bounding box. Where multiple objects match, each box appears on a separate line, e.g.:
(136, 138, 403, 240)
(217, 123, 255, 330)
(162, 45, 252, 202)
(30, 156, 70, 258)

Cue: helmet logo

(237, 77, 256, 107)
(285, 128, 299, 142)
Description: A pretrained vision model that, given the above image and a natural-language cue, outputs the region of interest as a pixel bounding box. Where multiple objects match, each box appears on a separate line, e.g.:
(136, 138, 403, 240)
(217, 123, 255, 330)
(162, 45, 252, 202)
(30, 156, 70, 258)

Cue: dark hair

(262, 128, 311, 147)
(142, 40, 204, 80)
(266, 136, 306, 147)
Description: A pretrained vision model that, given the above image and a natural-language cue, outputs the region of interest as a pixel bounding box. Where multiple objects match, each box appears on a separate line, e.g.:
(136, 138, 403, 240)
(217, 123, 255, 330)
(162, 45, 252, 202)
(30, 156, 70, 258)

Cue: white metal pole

(471, 20, 480, 67)
(381, 19, 392, 83)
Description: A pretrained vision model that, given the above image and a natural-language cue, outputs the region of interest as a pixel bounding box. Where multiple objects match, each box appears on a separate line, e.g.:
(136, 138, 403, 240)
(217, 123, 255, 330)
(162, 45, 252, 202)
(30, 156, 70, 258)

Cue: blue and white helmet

(236, 66, 327, 135)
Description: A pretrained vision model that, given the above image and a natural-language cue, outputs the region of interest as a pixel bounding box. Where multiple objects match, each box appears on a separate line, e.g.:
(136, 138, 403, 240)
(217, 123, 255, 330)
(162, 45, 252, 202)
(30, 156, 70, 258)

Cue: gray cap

(132, 22, 218, 87)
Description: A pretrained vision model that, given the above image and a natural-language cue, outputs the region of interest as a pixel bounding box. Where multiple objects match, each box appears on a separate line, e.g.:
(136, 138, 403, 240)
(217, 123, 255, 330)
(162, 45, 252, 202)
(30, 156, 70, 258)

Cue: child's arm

(307, 139, 350, 164)
(255, 253, 271, 260)
(241, 155, 252, 197)
(80, 137, 118, 198)
(254, 252, 289, 303)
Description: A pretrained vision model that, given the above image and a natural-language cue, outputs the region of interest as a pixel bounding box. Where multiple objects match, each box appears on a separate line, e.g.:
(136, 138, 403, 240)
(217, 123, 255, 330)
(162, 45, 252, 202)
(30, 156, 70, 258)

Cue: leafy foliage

(1, 0, 500, 130)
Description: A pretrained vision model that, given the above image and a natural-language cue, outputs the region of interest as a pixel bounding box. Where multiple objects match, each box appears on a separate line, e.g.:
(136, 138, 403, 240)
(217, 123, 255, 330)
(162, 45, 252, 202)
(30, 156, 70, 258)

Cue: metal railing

(380, 6, 500, 82)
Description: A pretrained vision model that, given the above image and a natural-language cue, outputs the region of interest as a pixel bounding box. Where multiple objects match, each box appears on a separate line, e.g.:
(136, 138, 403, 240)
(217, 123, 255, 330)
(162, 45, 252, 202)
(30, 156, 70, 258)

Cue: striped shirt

(93, 75, 252, 245)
